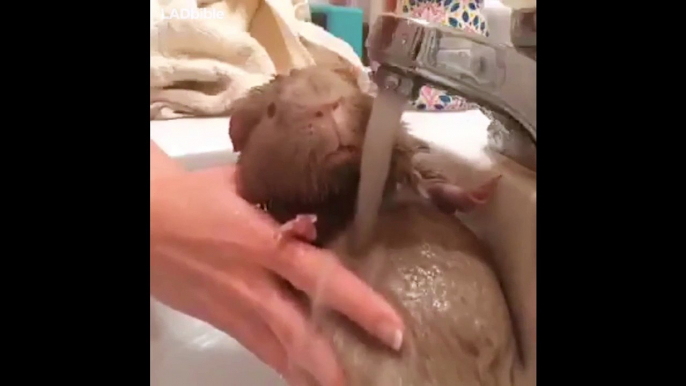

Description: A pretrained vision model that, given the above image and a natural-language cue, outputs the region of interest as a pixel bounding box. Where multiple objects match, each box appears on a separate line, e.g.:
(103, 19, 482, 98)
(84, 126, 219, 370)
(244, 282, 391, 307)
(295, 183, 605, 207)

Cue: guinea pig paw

(467, 175, 502, 203)
(277, 214, 318, 243)
(427, 176, 502, 214)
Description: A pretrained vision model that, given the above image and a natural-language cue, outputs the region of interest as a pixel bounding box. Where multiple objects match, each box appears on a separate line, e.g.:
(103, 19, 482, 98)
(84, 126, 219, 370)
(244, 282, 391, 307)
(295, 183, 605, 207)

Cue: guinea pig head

(230, 67, 373, 206)
(228, 77, 283, 153)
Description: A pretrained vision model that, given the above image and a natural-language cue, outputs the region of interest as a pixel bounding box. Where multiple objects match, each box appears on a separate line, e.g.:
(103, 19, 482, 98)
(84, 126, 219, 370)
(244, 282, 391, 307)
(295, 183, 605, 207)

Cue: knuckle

(274, 244, 309, 285)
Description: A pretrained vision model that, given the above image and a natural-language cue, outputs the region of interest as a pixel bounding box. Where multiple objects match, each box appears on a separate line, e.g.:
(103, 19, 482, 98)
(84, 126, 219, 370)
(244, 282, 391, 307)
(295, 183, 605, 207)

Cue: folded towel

(499, 0, 536, 10)
(150, 0, 367, 120)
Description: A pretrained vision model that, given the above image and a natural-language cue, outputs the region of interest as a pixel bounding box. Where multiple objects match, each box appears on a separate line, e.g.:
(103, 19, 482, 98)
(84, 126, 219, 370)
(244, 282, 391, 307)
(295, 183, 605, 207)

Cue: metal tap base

(365, 13, 536, 172)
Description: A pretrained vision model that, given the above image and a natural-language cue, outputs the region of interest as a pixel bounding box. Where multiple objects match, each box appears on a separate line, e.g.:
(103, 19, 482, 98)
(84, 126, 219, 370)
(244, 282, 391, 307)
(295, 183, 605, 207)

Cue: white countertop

(150, 110, 495, 170)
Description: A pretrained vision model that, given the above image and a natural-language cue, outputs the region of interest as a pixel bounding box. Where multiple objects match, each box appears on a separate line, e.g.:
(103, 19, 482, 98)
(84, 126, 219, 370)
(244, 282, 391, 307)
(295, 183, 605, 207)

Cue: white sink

(150, 108, 536, 385)
(150, 299, 287, 386)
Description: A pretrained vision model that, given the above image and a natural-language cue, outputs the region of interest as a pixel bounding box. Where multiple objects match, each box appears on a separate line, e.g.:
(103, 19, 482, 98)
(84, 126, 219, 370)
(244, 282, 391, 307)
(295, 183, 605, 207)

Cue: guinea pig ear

(228, 106, 259, 152)
(332, 66, 360, 85)
(228, 78, 282, 152)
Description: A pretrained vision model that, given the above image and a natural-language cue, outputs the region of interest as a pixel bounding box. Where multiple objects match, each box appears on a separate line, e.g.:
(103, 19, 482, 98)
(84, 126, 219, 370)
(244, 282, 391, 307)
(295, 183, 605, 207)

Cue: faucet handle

(366, 13, 535, 141)
(366, 13, 536, 172)
(366, 13, 503, 91)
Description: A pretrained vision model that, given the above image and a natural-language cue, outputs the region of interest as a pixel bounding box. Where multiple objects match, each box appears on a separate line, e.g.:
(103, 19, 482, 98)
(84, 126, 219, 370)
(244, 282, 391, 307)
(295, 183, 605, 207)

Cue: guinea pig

(228, 65, 520, 386)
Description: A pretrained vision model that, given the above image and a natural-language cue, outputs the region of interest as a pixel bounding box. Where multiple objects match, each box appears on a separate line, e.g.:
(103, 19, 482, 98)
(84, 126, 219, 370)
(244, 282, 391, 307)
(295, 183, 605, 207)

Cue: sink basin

(150, 109, 536, 385)
(150, 299, 287, 386)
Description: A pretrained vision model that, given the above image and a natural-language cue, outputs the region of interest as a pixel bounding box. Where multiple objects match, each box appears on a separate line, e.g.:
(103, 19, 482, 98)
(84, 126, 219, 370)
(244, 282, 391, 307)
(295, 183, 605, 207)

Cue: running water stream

(304, 88, 407, 383)
(349, 88, 407, 254)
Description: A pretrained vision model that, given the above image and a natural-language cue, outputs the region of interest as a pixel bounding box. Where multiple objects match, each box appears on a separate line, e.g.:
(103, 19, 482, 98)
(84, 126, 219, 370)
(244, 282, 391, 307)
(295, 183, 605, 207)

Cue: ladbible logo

(160, 8, 225, 20)
(156, 0, 225, 20)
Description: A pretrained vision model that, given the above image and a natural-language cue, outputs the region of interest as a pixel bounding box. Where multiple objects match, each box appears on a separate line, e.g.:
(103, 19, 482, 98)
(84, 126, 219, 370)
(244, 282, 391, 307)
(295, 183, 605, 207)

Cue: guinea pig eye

(266, 102, 276, 118)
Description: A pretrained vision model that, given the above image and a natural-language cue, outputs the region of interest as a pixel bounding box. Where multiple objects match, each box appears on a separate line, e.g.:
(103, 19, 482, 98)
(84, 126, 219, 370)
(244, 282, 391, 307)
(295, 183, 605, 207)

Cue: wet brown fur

(319, 200, 518, 386)
(230, 66, 427, 246)
(229, 66, 519, 385)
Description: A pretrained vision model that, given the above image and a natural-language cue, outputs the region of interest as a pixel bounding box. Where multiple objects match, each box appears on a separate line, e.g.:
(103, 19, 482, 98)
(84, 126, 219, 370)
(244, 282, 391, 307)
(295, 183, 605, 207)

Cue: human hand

(150, 158, 404, 385)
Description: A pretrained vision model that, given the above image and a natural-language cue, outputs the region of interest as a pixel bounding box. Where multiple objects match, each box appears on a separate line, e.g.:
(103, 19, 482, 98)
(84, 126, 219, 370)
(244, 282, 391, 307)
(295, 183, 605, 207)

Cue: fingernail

(378, 322, 403, 351)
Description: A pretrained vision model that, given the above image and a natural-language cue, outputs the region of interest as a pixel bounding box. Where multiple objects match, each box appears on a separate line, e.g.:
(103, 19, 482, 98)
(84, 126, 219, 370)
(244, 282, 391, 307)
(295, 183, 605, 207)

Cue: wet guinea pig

(228, 66, 520, 386)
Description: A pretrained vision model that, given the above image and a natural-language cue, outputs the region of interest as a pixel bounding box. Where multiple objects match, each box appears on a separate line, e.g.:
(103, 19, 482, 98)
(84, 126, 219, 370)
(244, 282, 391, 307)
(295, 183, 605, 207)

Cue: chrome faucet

(511, 7, 536, 60)
(365, 12, 536, 172)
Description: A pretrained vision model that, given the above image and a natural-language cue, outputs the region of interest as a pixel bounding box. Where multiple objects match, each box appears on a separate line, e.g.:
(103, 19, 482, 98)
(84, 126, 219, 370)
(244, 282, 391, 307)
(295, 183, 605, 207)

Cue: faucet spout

(366, 13, 536, 172)
(511, 7, 536, 60)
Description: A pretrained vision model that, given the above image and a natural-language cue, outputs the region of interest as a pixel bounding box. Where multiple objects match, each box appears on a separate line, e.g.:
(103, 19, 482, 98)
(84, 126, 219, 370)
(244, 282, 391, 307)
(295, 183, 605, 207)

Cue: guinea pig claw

(426, 175, 502, 214)
(467, 175, 502, 203)
(277, 214, 318, 243)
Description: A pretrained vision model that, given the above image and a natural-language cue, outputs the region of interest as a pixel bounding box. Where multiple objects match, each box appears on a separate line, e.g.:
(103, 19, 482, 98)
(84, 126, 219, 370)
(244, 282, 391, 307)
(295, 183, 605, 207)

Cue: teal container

(309, 4, 364, 59)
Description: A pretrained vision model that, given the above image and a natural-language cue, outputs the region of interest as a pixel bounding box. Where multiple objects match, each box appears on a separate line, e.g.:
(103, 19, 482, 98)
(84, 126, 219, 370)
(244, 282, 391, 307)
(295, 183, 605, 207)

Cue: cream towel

(498, 0, 536, 10)
(150, 0, 367, 120)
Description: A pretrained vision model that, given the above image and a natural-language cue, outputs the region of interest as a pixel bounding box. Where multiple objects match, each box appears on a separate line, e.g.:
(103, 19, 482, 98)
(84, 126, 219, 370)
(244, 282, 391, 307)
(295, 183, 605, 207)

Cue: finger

(269, 241, 405, 352)
(183, 265, 291, 376)
(250, 273, 345, 386)
(285, 367, 317, 386)
(194, 262, 327, 383)
(207, 299, 290, 376)
(154, 249, 290, 376)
